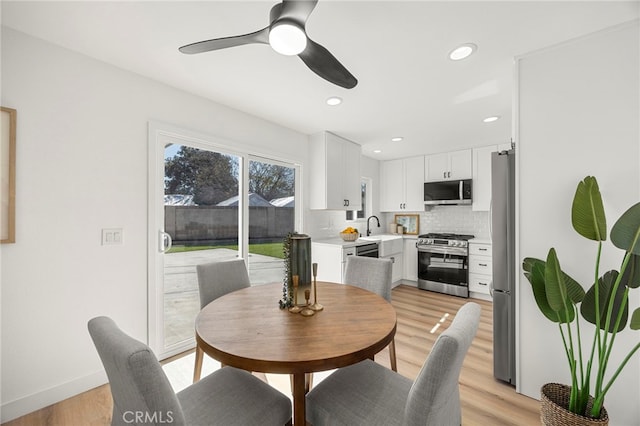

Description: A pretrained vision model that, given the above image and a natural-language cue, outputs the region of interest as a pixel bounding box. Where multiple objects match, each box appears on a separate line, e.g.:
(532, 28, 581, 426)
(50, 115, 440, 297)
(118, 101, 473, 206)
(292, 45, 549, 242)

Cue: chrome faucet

(366, 215, 380, 236)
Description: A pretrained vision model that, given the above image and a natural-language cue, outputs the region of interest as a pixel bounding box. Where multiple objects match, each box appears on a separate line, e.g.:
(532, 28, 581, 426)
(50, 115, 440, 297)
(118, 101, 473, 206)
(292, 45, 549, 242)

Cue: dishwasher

(341, 242, 379, 281)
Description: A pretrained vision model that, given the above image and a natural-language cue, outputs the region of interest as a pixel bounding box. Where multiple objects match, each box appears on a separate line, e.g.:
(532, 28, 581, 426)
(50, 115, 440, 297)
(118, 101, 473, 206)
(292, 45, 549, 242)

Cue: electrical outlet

(102, 228, 123, 245)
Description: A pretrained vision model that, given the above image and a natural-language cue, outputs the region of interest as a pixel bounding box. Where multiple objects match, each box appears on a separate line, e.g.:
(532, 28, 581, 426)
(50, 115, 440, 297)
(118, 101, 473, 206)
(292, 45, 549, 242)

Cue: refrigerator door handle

(489, 199, 493, 240)
(489, 279, 494, 298)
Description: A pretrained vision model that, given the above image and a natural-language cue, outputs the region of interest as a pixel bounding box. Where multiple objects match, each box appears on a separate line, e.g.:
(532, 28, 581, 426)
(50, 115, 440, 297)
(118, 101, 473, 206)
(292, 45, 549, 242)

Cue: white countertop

(312, 237, 373, 248)
(313, 234, 412, 248)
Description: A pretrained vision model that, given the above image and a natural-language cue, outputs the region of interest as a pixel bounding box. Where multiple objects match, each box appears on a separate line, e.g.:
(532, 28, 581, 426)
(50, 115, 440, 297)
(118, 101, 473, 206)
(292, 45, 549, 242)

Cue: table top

(195, 281, 397, 375)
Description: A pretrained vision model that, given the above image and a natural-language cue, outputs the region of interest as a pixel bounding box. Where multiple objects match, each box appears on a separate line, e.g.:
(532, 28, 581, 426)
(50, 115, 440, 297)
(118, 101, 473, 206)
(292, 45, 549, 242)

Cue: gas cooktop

(418, 233, 475, 240)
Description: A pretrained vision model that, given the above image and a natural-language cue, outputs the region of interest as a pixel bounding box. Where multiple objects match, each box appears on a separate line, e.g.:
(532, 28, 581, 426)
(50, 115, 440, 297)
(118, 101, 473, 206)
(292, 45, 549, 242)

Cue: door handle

(159, 231, 172, 253)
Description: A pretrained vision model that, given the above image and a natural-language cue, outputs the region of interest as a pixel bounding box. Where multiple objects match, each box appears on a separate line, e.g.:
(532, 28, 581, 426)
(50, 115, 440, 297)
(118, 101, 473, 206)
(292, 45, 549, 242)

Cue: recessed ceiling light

(483, 115, 500, 123)
(373, 149, 382, 154)
(449, 43, 477, 61)
(391, 137, 403, 142)
(326, 96, 342, 106)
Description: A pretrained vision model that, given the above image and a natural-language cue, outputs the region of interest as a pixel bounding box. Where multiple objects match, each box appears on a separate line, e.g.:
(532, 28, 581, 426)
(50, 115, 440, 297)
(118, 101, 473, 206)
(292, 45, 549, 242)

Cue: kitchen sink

(360, 234, 403, 257)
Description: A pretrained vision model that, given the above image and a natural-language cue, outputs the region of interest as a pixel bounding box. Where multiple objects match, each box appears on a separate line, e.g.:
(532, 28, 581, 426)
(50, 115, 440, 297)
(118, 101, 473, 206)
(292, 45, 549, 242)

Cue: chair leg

(193, 345, 204, 383)
(389, 338, 398, 372)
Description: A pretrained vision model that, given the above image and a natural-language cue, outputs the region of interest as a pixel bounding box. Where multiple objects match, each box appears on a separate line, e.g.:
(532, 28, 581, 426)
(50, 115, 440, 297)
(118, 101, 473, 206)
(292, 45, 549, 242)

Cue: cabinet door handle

(347, 199, 350, 206)
(479, 263, 488, 267)
(443, 171, 446, 179)
(479, 248, 488, 251)
(479, 282, 488, 286)
(448, 171, 451, 178)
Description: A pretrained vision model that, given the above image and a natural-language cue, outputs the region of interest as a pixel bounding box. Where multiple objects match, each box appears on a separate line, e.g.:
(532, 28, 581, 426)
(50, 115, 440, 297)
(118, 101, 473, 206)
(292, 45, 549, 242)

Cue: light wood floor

(3, 285, 540, 426)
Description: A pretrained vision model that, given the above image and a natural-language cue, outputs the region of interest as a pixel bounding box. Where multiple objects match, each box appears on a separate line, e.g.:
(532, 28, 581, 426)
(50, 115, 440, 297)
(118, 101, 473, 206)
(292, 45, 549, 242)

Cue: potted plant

(522, 176, 640, 424)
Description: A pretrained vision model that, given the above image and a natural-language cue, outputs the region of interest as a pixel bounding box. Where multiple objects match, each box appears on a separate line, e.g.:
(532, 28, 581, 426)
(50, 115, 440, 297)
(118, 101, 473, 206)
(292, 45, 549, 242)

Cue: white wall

(0, 28, 312, 421)
(517, 21, 639, 424)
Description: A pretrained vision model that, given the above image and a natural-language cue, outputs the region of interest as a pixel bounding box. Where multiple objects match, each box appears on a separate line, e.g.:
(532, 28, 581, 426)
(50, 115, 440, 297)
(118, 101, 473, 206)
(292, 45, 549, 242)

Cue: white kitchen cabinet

(309, 131, 362, 210)
(403, 237, 418, 282)
(472, 145, 498, 211)
(312, 242, 356, 283)
(384, 253, 404, 284)
(380, 156, 425, 212)
(469, 241, 492, 300)
(424, 149, 472, 182)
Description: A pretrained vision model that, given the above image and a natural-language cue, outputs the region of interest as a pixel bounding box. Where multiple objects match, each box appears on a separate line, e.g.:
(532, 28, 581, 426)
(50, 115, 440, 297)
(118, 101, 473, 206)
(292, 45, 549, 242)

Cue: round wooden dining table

(195, 281, 397, 426)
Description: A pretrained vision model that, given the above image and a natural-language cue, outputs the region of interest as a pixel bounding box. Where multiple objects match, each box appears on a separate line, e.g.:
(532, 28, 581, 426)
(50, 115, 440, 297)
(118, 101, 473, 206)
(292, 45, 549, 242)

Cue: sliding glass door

(247, 158, 296, 285)
(148, 124, 300, 358)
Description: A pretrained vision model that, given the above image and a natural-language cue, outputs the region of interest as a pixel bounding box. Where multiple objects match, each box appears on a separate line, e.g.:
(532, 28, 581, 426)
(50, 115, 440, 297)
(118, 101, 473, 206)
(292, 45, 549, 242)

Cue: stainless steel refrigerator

(491, 149, 516, 385)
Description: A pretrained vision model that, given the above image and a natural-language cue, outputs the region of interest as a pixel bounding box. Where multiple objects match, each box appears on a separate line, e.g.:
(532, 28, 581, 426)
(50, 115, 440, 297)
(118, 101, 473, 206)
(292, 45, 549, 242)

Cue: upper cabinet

(309, 131, 362, 210)
(424, 149, 472, 182)
(380, 156, 425, 212)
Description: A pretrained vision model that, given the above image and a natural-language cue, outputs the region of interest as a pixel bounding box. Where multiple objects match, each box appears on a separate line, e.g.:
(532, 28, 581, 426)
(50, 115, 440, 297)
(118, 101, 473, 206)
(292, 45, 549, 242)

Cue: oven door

(417, 245, 469, 297)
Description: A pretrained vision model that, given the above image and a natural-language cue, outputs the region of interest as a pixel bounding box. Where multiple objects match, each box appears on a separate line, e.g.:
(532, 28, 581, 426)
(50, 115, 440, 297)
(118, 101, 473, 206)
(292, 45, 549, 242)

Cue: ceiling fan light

(269, 22, 307, 56)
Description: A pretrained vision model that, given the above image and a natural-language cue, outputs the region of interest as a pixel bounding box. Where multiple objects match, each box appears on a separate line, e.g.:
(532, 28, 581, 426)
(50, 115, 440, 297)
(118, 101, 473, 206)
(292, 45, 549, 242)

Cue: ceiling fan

(179, 0, 358, 89)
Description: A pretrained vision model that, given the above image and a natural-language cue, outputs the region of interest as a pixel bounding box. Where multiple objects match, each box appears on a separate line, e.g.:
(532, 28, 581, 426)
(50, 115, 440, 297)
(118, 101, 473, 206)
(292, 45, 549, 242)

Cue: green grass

(167, 242, 285, 259)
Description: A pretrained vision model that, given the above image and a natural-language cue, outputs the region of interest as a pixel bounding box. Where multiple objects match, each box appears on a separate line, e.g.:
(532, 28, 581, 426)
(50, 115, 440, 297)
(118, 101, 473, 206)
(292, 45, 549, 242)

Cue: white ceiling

(2, 1, 638, 159)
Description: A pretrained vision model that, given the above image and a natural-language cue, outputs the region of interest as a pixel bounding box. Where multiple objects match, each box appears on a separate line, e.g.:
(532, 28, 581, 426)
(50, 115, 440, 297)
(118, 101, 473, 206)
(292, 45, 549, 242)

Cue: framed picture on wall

(1, 107, 16, 244)
(394, 214, 419, 235)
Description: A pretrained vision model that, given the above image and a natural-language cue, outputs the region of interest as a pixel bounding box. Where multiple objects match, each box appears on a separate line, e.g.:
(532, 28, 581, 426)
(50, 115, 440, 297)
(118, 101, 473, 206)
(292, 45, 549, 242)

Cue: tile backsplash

(307, 205, 490, 241)
(383, 205, 491, 239)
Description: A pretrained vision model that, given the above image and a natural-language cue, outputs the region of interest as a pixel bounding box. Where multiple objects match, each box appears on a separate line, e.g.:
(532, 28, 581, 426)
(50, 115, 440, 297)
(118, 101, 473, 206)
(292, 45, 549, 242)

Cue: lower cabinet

(468, 241, 492, 300)
(312, 243, 349, 283)
(403, 238, 418, 282)
(383, 253, 404, 285)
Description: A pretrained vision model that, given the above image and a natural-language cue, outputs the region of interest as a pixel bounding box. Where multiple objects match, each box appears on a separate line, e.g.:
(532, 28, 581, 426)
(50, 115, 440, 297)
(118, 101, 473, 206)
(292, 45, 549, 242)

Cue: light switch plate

(102, 228, 123, 245)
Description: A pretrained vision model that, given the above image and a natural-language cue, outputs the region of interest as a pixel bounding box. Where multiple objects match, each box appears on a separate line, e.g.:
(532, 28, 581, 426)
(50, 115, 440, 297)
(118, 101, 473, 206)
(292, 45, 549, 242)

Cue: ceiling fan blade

(179, 27, 269, 54)
(278, 0, 318, 24)
(298, 38, 358, 89)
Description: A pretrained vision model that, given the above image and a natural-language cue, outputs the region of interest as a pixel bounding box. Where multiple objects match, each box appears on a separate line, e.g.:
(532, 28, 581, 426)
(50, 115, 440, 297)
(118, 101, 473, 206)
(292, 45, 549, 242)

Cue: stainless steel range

(416, 233, 474, 298)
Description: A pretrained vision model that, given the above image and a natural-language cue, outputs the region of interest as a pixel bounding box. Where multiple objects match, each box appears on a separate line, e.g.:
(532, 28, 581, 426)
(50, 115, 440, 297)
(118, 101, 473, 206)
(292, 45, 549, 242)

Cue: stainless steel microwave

(424, 179, 472, 205)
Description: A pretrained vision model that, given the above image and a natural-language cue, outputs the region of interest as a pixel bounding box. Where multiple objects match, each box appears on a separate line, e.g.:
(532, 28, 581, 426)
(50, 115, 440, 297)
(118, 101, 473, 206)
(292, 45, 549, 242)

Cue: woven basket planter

(541, 383, 609, 426)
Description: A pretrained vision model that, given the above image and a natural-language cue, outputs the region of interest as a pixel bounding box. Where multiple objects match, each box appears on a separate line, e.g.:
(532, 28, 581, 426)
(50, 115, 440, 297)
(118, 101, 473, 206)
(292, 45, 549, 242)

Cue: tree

(249, 161, 294, 201)
(165, 146, 238, 205)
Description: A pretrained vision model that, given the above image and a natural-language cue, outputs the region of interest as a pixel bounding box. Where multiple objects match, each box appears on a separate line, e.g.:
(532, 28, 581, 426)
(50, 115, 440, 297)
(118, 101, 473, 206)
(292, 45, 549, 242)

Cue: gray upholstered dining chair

(193, 258, 251, 382)
(305, 302, 481, 426)
(343, 256, 397, 371)
(88, 316, 292, 426)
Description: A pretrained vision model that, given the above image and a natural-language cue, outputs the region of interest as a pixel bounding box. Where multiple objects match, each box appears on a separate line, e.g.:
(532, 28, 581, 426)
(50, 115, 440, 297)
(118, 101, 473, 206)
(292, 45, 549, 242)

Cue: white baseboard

(1, 370, 107, 423)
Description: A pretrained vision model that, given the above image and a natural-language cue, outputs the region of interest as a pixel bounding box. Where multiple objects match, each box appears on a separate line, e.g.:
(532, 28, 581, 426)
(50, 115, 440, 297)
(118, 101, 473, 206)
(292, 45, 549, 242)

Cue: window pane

(163, 143, 240, 348)
(248, 159, 296, 285)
